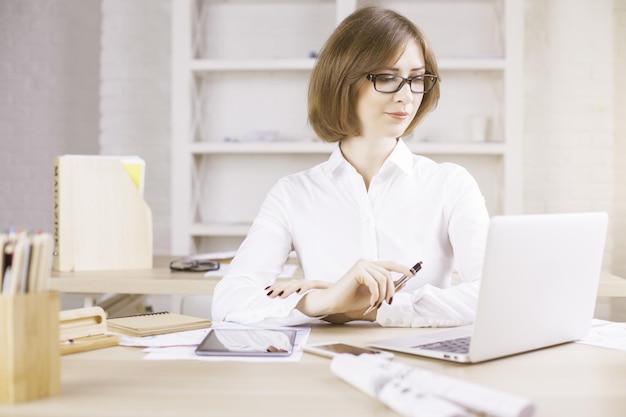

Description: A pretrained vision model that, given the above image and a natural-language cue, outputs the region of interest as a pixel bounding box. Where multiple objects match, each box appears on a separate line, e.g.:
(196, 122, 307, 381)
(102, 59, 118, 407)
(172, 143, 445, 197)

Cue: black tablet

(195, 328, 298, 357)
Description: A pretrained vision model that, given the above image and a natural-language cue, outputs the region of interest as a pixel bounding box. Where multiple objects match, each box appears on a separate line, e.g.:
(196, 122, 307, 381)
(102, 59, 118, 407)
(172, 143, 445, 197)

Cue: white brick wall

(0, 0, 100, 231)
(100, 0, 171, 255)
(524, 0, 615, 268)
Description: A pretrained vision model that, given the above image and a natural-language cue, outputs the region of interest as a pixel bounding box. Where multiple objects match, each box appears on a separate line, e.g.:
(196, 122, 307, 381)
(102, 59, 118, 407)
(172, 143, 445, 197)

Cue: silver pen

(363, 261, 423, 316)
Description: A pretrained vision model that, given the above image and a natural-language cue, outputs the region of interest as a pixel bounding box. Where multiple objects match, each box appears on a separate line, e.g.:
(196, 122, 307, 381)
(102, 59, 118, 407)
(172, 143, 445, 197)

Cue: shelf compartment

(191, 153, 329, 226)
(193, 0, 336, 60)
(367, 0, 505, 59)
(191, 71, 313, 143)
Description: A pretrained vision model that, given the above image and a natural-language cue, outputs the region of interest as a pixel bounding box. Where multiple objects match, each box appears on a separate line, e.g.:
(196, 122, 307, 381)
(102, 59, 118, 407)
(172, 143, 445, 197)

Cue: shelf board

(191, 59, 315, 72)
(190, 223, 251, 237)
(189, 141, 337, 154)
(190, 57, 506, 72)
(188, 141, 507, 155)
(407, 141, 507, 155)
(438, 58, 506, 70)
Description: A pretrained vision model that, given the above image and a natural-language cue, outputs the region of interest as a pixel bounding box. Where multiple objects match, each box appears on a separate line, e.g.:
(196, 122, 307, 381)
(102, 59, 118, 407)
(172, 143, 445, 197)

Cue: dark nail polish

(296, 288, 301, 293)
(267, 290, 273, 296)
(377, 302, 383, 308)
(278, 291, 284, 296)
(389, 297, 393, 305)
(264, 286, 270, 290)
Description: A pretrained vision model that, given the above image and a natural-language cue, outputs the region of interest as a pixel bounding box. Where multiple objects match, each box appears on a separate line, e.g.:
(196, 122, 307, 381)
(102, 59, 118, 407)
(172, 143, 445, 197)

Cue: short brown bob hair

(308, 6, 440, 143)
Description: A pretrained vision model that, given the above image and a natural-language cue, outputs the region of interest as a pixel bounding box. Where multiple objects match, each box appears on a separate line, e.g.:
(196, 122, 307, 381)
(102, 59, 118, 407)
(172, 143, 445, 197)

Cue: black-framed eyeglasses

(169, 258, 220, 272)
(366, 73, 438, 94)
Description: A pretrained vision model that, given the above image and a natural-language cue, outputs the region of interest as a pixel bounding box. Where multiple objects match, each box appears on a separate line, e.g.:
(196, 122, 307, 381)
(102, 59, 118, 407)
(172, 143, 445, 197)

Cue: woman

(211, 6, 490, 327)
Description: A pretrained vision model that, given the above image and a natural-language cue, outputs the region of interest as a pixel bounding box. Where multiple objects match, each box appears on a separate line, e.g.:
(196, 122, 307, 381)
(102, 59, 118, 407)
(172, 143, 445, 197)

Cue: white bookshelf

(171, 0, 523, 255)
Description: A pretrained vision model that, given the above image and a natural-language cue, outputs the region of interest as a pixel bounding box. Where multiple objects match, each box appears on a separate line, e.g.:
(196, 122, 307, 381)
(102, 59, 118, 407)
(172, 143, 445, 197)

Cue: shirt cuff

(375, 290, 472, 328)
(225, 290, 326, 326)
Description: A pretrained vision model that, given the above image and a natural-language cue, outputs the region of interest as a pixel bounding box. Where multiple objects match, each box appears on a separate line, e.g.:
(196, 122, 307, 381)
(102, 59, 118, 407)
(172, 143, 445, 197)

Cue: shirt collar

(384, 138, 414, 176)
(324, 138, 414, 176)
(325, 144, 347, 175)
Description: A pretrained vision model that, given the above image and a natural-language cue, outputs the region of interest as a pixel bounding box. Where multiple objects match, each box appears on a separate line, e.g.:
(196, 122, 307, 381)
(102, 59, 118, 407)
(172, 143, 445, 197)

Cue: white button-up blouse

(212, 139, 490, 327)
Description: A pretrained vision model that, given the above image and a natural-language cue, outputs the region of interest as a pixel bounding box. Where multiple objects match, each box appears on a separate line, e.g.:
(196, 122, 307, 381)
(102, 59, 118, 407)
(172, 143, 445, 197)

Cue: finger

(349, 264, 379, 306)
(266, 280, 313, 299)
(375, 261, 418, 303)
(364, 262, 415, 306)
(265, 284, 284, 298)
(278, 284, 306, 298)
(384, 272, 395, 304)
(358, 264, 392, 307)
(269, 286, 296, 299)
(375, 260, 415, 278)
(370, 263, 398, 301)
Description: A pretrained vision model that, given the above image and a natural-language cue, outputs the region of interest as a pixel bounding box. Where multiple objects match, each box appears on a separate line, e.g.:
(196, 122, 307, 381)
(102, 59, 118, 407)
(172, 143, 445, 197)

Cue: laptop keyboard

(413, 336, 471, 354)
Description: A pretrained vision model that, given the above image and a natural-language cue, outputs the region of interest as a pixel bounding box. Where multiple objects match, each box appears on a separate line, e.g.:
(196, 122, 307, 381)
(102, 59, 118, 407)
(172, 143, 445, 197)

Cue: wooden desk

(49, 263, 626, 298)
(597, 271, 626, 297)
(0, 324, 624, 417)
(48, 266, 218, 295)
(48, 256, 219, 296)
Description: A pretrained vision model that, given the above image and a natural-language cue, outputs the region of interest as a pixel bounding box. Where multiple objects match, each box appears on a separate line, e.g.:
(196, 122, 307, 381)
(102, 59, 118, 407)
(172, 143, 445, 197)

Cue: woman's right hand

(265, 279, 331, 299)
(295, 259, 414, 318)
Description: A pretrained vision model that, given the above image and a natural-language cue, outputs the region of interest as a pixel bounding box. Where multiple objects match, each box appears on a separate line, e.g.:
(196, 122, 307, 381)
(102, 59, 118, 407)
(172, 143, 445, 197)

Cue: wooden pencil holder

(0, 291, 61, 404)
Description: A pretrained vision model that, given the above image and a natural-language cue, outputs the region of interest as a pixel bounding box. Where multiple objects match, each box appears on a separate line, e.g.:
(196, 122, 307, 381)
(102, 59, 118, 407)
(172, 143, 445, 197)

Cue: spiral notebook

(107, 311, 212, 337)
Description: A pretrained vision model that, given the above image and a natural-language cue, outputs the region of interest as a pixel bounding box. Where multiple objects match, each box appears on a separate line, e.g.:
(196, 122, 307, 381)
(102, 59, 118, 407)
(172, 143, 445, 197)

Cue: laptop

(368, 212, 608, 363)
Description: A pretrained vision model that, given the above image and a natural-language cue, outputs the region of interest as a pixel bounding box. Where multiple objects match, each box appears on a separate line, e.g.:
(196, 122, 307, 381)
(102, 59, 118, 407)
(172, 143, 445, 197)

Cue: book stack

(1, 229, 53, 295)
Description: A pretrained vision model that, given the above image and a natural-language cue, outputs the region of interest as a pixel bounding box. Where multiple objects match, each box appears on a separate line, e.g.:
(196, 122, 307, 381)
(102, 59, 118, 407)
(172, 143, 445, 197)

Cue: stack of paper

(107, 311, 212, 337)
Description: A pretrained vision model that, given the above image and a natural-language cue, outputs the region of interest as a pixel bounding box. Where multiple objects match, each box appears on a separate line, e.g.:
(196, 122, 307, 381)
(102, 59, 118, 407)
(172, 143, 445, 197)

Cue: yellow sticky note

(119, 157, 145, 195)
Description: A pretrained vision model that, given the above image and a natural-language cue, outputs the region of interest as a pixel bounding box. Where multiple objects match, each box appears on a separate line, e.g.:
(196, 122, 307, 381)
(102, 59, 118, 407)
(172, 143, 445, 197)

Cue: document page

(577, 319, 626, 351)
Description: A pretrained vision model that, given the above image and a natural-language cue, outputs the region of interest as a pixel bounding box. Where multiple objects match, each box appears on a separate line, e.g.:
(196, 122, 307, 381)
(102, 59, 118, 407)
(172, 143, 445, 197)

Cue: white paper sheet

(576, 319, 626, 351)
(119, 328, 211, 348)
